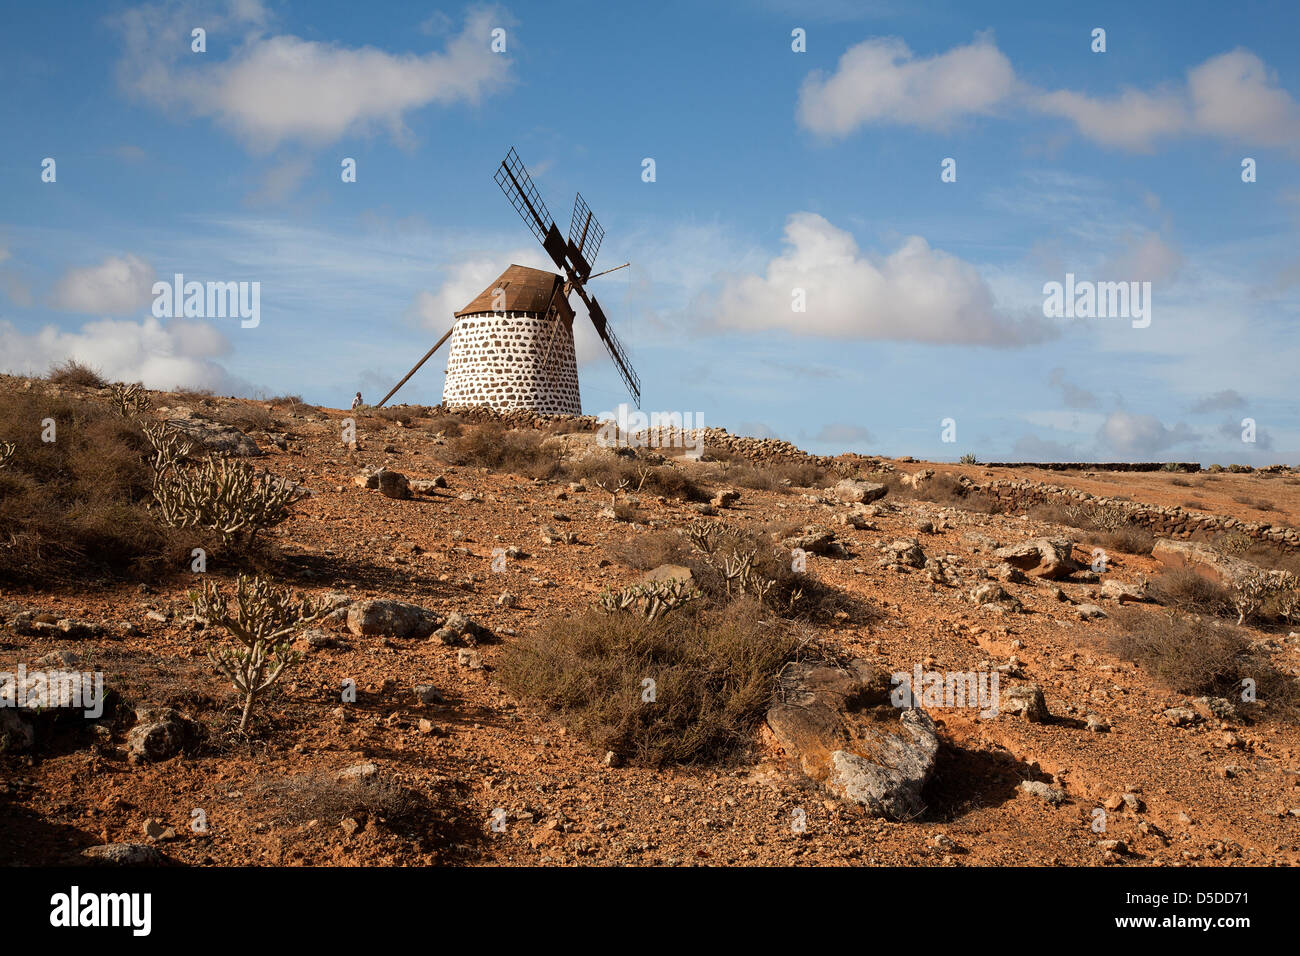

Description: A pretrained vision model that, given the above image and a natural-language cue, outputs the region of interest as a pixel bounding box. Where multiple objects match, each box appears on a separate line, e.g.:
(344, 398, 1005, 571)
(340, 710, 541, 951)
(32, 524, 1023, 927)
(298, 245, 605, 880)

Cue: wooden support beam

(375, 326, 455, 408)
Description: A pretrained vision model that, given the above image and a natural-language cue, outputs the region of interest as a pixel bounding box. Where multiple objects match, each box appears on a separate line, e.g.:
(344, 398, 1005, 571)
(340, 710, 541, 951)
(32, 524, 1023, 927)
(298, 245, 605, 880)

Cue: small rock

(1019, 780, 1066, 804)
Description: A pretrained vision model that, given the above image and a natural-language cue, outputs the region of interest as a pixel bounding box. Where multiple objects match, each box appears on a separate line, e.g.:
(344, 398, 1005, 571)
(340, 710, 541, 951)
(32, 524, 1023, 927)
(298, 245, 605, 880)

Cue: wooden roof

(455, 264, 574, 321)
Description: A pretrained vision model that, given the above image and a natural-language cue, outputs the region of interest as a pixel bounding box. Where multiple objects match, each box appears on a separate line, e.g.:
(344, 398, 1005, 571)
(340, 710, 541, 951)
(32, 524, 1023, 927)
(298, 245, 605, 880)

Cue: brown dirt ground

(3, 391, 1299, 867)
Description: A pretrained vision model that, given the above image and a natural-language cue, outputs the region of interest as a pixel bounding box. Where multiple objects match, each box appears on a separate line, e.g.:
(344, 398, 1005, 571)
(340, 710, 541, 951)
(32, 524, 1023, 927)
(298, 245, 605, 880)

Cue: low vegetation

(45, 359, 106, 388)
(1106, 608, 1294, 711)
(500, 598, 799, 766)
(191, 574, 329, 732)
(0, 386, 191, 583)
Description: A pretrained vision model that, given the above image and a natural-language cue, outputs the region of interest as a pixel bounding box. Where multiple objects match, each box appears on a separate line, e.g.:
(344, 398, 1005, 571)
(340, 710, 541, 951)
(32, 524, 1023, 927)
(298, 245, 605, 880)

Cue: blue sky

(2, 0, 1298, 462)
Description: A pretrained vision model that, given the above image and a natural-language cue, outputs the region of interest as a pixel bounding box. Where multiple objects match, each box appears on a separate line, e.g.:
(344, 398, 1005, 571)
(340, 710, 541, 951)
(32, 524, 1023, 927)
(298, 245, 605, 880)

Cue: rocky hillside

(2, 377, 1299, 867)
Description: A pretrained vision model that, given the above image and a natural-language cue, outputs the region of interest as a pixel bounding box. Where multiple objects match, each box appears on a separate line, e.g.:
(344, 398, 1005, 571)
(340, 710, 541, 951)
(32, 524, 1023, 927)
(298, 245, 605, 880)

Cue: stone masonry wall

(442, 311, 581, 415)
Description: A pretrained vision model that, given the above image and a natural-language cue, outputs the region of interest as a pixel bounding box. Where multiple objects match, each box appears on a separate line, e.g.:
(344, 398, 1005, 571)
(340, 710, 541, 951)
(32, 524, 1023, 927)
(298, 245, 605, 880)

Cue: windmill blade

(495, 147, 568, 272)
(567, 192, 604, 280)
(575, 286, 640, 405)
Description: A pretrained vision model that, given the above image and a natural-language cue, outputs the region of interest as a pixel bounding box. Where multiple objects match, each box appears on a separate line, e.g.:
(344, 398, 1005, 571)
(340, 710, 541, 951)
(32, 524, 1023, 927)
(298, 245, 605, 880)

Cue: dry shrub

(1150, 568, 1234, 618)
(0, 387, 194, 583)
(1095, 525, 1155, 555)
(1234, 494, 1278, 512)
(252, 772, 430, 826)
(1171, 477, 1192, 487)
(892, 472, 1003, 513)
(211, 403, 276, 432)
(1236, 542, 1300, 577)
(566, 455, 707, 502)
(708, 458, 830, 492)
(442, 422, 560, 478)
(607, 522, 840, 621)
(1033, 501, 1150, 547)
(46, 359, 106, 388)
(1106, 607, 1294, 708)
(609, 530, 691, 571)
(171, 386, 215, 403)
(499, 599, 798, 766)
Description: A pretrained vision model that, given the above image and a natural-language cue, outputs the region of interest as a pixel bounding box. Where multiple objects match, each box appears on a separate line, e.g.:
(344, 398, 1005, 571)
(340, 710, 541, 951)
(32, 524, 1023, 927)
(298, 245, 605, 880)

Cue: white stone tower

(441, 264, 582, 415)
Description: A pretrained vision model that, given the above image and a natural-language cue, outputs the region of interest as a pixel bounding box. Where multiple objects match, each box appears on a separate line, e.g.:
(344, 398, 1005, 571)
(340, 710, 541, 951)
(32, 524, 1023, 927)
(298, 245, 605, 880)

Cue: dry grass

(1094, 525, 1156, 555)
(1233, 494, 1278, 512)
(608, 523, 844, 621)
(565, 456, 707, 502)
(0, 385, 198, 583)
(46, 360, 106, 388)
(889, 471, 1003, 513)
(499, 599, 799, 766)
(251, 772, 432, 827)
(1106, 607, 1294, 709)
(703, 456, 832, 492)
(441, 422, 561, 478)
(1150, 568, 1235, 618)
(205, 403, 276, 432)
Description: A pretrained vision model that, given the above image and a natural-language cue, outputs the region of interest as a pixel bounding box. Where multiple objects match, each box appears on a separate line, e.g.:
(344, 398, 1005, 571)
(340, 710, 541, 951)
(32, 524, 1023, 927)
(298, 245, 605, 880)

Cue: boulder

(1101, 579, 1151, 603)
(1152, 539, 1261, 588)
(165, 419, 261, 457)
(1001, 684, 1049, 722)
(346, 599, 441, 639)
(766, 661, 938, 819)
(994, 537, 1082, 580)
(883, 538, 926, 568)
(374, 468, 411, 500)
(81, 843, 169, 865)
(834, 479, 888, 504)
(781, 525, 836, 555)
(127, 707, 199, 761)
(639, 564, 695, 586)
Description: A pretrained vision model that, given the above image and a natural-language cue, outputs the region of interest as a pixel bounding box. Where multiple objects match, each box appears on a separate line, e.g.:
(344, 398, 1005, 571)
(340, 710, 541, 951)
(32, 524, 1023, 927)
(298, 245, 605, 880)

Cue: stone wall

(973, 477, 1300, 549)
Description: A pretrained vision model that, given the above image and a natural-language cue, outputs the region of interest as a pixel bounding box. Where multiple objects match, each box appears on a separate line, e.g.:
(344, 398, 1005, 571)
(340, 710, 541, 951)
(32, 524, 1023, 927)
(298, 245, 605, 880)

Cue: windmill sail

(494, 147, 641, 406)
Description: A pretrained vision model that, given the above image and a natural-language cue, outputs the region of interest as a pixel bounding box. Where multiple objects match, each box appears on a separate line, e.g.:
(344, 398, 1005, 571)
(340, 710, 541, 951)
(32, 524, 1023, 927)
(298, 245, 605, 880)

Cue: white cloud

(710, 212, 1054, 346)
(50, 254, 155, 314)
(116, 4, 511, 150)
(797, 33, 1015, 136)
(1096, 409, 1197, 457)
(1188, 49, 1300, 147)
(1034, 48, 1300, 152)
(798, 33, 1300, 152)
(1030, 88, 1187, 152)
(0, 316, 242, 392)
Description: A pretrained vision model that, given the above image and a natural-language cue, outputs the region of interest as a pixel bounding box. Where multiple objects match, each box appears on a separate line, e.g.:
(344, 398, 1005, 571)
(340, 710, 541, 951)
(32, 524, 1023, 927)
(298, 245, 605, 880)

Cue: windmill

(376, 148, 640, 413)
